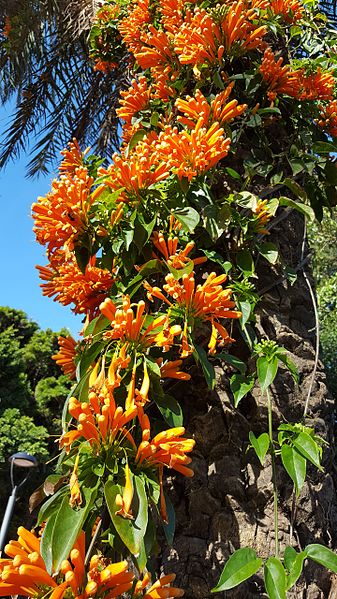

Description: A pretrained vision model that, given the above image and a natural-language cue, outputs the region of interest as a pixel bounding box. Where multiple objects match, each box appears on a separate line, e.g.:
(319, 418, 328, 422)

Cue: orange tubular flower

(135, 26, 177, 73)
(174, 3, 266, 72)
(32, 166, 102, 255)
(145, 272, 241, 355)
(0, 526, 135, 599)
(99, 134, 169, 202)
(136, 426, 195, 477)
(150, 231, 207, 269)
(115, 463, 134, 519)
(52, 335, 78, 379)
(59, 138, 90, 176)
(297, 68, 335, 101)
(59, 381, 137, 453)
(156, 121, 231, 181)
(270, 0, 304, 23)
(100, 295, 181, 352)
(260, 47, 300, 100)
(118, 0, 151, 55)
(117, 76, 152, 142)
(157, 359, 191, 380)
(135, 573, 184, 598)
(252, 199, 273, 234)
(318, 100, 337, 137)
(176, 84, 247, 129)
(37, 255, 114, 317)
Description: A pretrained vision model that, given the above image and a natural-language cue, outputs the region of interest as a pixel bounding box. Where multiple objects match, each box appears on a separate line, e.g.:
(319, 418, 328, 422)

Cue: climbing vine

(2, 0, 337, 597)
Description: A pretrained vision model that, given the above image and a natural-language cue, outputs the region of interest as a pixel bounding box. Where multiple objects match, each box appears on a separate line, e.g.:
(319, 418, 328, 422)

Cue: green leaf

(305, 544, 337, 573)
(168, 260, 194, 280)
(282, 179, 307, 201)
(154, 394, 183, 427)
(235, 192, 258, 210)
(281, 444, 306, 496)
(237, 250, 255, 278)
(284, 548, 306, 590)
(279, 197, 314, 222)
(84, 314, 110, 337)
(104, 476, 148, 555)
(77, 342, 102, 379)
(277, 354, 299, 384)
(230, 374, 255, 407)
(212, 547, 262, 592)
(41, 484, 98, 574)
(239, 301, 251, 326)
(125, 129, 147, 155)
(312, 141, 337, 154)
(249, 432, 270, 465)
(292, 432, 322, 469)
(215, 352, 247, 374)
(264, 557, 287, 599)
(257, 356, 278, 393)
(225, 167, 242, 181)
(201, 249, 232, 273)
(173, 207, 200, 233)
(74, 246, 90, 274)
(259, 243, 278, 265)
(193, 345, 216, 390)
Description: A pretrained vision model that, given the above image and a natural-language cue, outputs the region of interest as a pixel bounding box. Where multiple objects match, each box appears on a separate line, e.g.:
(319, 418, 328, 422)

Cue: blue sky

(0, 105, 82, 336)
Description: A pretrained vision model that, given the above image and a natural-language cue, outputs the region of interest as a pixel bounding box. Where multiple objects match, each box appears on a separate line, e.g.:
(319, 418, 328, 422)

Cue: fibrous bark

(161, 212, 337, 598)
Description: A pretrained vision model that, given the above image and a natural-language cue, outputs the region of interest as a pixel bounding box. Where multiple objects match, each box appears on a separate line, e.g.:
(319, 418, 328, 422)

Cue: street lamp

(0, 452, 38, 553)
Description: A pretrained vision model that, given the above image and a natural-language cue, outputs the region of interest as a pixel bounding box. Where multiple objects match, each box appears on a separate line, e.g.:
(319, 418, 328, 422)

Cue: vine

(1, 0, 337, 597)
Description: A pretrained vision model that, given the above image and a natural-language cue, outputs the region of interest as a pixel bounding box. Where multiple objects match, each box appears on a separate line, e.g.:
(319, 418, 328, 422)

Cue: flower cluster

(0, 528, 183, 599)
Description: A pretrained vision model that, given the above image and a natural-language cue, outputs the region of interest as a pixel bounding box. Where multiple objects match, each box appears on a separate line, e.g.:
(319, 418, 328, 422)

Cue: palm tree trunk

(161, 211, 337, 598)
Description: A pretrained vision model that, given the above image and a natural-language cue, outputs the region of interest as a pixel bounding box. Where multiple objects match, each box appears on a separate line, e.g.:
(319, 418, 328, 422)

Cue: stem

(266, 387, 279, 558)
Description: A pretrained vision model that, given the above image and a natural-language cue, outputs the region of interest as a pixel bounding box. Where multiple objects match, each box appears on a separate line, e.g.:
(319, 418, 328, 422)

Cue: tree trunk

(160, 212, 337, 598)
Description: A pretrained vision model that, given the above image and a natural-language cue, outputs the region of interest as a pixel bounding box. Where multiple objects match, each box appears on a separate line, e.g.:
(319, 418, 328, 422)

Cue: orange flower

(32, 166, 102, 255)
(260, 47, 300, 100)
(297, 68, 334, 101)
(37, 254, 114, 316)
(270, 0, 304, 23)
(59, 138, 90, 176)
(156, 121, 231, 181)
(135, 26, 177, 72)
(99, 133, 169, 202)
(93, 59, 118, 72)
(150, 230, 207, 269)
(136, 426, 195, 477)
(69, 454, 82, 507)
(52, 335, 78, 379)
(118, 0, 151, 55)
(115, 463, 134, 519)
(3, 16, 11, 37)
(318, 100, 337, 137)
(252, 199, 273, 234)
(176, 84, 247, 129)
(157, 359, 191, 380)
(145, 272, 241, 355)
(117, 76, 152, 142)
(59, 382, 137, 453)
(100, 296, 182, 355)
(135, 573, 184, 598)
(0, 526, 135, 599)
(260, 47, 334, 101)
(158, 0, 184, 33)
(174, 3, 266, 72)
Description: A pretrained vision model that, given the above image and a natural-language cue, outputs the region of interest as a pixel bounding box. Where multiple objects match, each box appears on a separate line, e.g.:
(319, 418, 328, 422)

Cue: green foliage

(0, 408, 49, 462)
(35, 375, 71, 426)
(308, 209, 337, 396)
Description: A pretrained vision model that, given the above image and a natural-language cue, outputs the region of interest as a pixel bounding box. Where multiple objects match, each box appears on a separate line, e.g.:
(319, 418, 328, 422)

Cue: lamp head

(9, 452, 38, 469)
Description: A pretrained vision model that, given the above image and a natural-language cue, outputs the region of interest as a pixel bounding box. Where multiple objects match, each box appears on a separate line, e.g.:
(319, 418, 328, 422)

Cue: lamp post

(0, 452, 38, 553)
